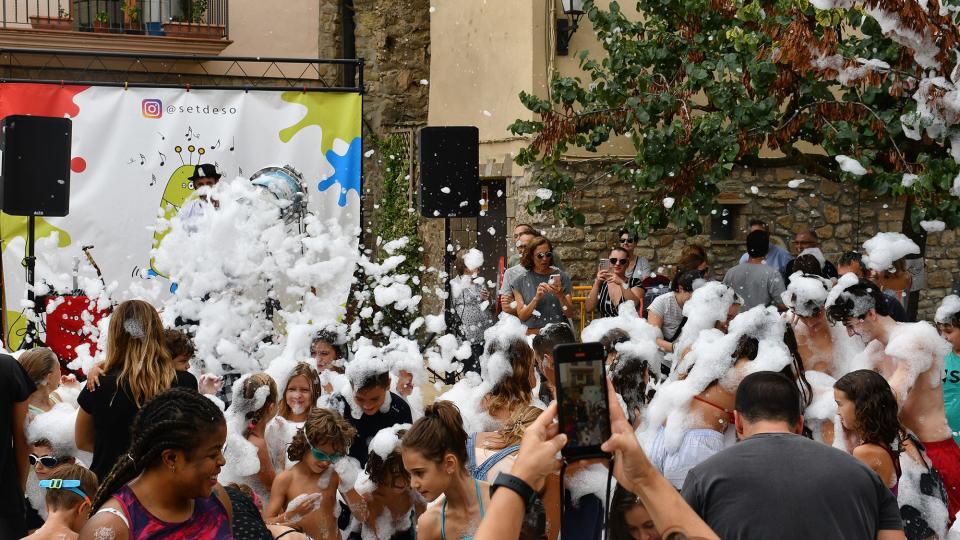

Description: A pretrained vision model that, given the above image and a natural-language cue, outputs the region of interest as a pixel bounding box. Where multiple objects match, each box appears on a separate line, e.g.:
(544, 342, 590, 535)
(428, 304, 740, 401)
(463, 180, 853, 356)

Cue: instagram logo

(141, 99, 163, 118)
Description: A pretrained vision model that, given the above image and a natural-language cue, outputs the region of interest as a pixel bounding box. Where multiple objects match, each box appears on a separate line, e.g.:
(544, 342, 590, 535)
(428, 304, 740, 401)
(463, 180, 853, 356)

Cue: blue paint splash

(319, 137, 362, 207)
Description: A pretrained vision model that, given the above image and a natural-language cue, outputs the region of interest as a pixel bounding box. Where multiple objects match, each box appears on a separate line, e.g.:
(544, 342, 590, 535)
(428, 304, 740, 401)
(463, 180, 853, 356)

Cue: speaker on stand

(0, 115, 73, 349)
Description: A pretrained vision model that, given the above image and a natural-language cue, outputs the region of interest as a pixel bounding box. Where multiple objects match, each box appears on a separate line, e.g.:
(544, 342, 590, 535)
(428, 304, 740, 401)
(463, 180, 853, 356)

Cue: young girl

(79, 387, 232, 539)
(266, 407, 357, 540)
(834, 369, 902, 492)
(401, 401, 490, 540)
(25, 463, 98, 540)
(347, 426, 424, 540)
(19, 347, 75, 423)
(233, 373, 278, 504)
(266, 362, 323, 472)
(608, 485, 662, 540)
(481, 339, 536, 424)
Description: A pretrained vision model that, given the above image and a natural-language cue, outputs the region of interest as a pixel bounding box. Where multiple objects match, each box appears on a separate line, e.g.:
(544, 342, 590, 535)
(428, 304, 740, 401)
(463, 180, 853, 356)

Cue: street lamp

(557, 0, 585, 56)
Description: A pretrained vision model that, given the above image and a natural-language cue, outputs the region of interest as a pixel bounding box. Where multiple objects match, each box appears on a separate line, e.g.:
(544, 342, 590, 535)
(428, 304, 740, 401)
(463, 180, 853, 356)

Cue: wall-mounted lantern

(557, 0, 585, 56)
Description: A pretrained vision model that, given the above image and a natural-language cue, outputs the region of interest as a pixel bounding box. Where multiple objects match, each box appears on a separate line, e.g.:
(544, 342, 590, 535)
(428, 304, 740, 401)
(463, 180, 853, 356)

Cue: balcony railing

(2, 0, 228, 38)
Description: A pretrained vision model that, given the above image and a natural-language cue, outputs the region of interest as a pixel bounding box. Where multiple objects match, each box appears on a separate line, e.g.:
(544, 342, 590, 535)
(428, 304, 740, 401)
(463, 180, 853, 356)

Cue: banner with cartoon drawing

(0, 82, 362, 350)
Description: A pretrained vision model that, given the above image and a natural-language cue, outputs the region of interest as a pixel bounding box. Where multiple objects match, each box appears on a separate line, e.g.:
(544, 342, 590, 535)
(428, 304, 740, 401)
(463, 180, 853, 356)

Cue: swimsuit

(440, 479, 485, 540)
(95, 484, 233, 539)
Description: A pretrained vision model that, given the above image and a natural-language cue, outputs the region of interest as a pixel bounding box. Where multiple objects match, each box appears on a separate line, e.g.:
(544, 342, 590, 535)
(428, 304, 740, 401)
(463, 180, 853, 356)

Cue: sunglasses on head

(609, 258, 629, 265)
(536, 252, 553, 259)
(39, 479, 91, 507)
(29, 454, 62, 468)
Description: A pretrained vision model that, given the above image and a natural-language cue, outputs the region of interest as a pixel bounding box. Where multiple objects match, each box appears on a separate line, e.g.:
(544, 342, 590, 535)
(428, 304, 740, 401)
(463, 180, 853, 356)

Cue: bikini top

(441, 479, 485, 540)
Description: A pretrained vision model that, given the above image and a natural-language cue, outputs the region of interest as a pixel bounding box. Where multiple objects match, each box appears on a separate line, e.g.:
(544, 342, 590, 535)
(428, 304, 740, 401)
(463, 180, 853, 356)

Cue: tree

(510, 0, 960, 237)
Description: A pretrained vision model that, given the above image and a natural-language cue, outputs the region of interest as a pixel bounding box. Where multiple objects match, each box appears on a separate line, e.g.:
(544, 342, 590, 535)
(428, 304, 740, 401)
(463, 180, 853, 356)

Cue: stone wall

(510, 160, 957, 321)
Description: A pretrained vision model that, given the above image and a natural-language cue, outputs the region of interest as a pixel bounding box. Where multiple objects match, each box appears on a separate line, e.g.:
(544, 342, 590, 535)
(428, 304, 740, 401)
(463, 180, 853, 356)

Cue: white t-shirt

(648, 292, 684, 341)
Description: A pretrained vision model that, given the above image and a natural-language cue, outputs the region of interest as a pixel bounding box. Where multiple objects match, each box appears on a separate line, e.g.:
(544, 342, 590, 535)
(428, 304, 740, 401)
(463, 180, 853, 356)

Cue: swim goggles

(305, 426, 344, 463)
(39, 479, 91, 506)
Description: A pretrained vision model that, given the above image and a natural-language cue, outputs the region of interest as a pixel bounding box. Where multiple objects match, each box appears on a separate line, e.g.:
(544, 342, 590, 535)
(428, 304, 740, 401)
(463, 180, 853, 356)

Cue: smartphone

(554, 342, 612, 460)
(599, 259, 610, 272)
(550, 273, 561, 288)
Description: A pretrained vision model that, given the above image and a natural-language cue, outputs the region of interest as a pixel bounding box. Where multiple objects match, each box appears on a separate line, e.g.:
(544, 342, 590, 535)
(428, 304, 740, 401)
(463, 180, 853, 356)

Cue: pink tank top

(113, 484, 233, 539)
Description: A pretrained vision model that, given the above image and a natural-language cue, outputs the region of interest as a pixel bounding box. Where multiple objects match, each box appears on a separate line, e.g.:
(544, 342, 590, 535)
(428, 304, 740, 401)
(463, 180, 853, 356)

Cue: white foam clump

(824, 272, 861, 312)
(368, 423, 412, 461)
(835, 155, 867, 175)
(802, 370, 838, 443)
(902, 173, 919, 187)
(787, 179, 805, 188)
(900, 452, 949, 540)
(219, 374, 272, 487)
(662, 197, 675, 209)
(334, 456, 362, 492)
(536, 188, 553, 200)
(673, 282, 740, 366)
(27, 403, 91, 465)
(920, 220, 946, 232)
(781, 272, 831, 317)
(463, 248, 484, 271)
(936, 295, 960, 324)
(566, 463, 611, 506)
(861, 232, 919, 271)
(641, 306, 792, 452)
(885, 322, 951, 402)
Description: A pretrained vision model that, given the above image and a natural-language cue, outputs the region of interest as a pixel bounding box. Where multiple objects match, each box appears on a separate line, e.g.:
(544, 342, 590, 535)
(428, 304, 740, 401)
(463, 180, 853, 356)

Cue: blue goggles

(39, 479, 91, 506)
(305, 426, 344, 463)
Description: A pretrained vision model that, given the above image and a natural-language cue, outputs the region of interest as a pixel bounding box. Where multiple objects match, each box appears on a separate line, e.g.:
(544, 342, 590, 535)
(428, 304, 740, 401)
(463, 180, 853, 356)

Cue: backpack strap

(466, 432, 478, 477)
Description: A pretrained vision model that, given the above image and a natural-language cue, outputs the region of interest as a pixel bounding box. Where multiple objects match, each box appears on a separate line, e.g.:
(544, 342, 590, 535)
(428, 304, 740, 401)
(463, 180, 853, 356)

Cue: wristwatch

(490, 472, 538, 510)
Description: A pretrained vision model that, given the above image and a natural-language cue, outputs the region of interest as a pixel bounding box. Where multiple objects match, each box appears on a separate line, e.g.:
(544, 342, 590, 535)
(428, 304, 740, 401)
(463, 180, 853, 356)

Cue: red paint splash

(71, 157, 86, 173)
(0, 83, 89, 119)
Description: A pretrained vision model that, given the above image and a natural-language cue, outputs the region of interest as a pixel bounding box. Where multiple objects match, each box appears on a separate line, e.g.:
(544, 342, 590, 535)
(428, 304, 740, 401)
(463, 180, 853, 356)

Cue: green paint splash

(278, 92, 362, 152)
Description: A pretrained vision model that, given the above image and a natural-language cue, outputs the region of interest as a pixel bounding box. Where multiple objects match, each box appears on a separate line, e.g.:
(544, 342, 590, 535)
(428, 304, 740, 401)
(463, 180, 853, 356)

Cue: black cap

(746, 230, 770, 258)
(188, 163, 221, 181)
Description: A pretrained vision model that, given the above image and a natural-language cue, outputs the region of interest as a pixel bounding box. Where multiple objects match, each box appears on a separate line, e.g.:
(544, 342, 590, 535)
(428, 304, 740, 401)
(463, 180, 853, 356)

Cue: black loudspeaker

(0, 115, 72, 217)
(419, 126, 480, 218)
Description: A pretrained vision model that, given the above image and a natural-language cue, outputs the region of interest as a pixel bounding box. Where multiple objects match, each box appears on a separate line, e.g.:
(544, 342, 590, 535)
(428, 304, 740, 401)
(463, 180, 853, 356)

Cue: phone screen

(554, 343, 611, 460)
(599, 259, 610, 272)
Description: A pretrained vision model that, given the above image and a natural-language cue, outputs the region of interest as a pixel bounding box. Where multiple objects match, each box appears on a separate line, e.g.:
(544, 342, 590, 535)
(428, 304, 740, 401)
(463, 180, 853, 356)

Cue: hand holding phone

(549, 273, 562, 290)
(553, 342, 612, 460)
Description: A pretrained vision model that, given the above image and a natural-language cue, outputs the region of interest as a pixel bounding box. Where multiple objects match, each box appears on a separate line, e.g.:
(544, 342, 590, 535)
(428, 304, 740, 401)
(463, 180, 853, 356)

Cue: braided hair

(89, 387, 224, 515)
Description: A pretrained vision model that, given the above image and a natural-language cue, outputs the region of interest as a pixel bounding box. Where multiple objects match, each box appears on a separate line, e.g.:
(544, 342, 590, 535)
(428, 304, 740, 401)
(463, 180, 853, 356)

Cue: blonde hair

(102, 300, 174, 407)
(278, 362, 322, 419)
(18, 347, 58, 385)
(242, 373, 278, 437)
(489, 406, 542, 450)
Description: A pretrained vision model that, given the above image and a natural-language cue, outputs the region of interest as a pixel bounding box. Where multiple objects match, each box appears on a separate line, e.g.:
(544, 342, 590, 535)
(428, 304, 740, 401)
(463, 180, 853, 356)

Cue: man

(827, 279, 960, 520)
(682, 371, 904, 540)
(506, 224, 538, 267)
(837, 251, 908, 322)
(723, 230, 787, 311)
(0, 353, 35, 539)
(737, 219, 791, 276)
(531, 322, 577, 402)
(499, 230, 538, 315)
(784, 229, 838, 281)
(340, 371, 412, 468)
(179, 163, 222, 232)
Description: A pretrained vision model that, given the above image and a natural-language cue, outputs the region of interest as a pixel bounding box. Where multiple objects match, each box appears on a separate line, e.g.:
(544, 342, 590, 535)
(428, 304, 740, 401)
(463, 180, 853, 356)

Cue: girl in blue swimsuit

(401, 401, 490, 540)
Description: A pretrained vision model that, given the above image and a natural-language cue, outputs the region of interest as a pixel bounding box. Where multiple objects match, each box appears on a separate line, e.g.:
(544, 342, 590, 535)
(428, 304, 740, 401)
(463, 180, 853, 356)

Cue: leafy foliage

(510, 0, 960, 236)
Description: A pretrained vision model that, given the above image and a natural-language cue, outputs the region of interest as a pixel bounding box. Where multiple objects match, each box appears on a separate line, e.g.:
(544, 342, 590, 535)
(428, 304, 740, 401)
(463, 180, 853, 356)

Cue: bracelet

(490, 472, 537, 511)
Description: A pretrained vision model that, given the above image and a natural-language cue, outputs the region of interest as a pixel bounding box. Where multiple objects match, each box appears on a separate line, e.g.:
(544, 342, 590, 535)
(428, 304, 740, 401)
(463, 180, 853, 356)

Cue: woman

(19, 347, 74, 423)
(511, 237, 574, 333)
(647, 269, 700, 353)
(450, 248, 495, 370)
(618, 230, 652, 280)
(482, 338, 536, 423)
(834, 370, 901, 492)
(401, 401, 490, 540)
(76, 300, 198, 480)
(608, 485, 661, 540)
(79, 387, 233, 539)
(466, 406, 560, 540)
(585, 247, 645, 318)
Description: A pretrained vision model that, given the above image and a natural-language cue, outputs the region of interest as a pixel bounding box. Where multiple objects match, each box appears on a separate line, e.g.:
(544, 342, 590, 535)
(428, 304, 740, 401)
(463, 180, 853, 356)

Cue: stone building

(424, 0, 956, 321)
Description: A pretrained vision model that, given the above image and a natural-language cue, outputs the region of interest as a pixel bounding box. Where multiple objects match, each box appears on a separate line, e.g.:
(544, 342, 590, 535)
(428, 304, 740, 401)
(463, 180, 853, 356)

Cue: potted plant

(162, 0, 224, 38)
(123, 3, 143, 33)
(29, 5, 73, 31)
(93, 11, 109, 33)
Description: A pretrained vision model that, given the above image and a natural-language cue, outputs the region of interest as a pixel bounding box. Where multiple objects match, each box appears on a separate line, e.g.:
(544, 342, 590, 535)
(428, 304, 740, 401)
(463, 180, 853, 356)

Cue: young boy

(340, 371, 412, 468)
(24, 463, 97, 540)
(828, 279, 959, 521)
(936, 295, 960, 446)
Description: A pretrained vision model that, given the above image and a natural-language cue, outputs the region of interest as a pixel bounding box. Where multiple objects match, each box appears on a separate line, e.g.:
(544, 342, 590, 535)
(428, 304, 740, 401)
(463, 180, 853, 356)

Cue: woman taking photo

(76, 300, 198, 480)
(510, 237, 574, 334)
(586, 247, 645, 318)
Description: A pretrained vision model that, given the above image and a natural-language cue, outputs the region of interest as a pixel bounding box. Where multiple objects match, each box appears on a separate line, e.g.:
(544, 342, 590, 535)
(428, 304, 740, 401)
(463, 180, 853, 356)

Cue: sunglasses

(608, 258, 629, 265)
(620, 237, 636, 244)
(39, 478, 91, 507)
(29, 454, 63, 468)
(536, 252, 553, 259)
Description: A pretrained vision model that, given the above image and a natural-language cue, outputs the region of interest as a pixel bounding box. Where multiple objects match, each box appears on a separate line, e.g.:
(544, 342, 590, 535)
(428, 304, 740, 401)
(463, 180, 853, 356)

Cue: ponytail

(241, 373, 278, 438)
(401, 400, 468, 467)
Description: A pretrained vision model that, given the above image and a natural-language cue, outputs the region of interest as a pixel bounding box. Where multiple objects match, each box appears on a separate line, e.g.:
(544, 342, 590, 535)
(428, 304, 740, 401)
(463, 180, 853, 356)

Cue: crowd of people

(2, 216, 959, 540)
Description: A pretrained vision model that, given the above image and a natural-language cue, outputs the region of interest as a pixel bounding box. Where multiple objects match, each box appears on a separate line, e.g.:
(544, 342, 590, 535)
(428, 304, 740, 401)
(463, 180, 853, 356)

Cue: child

(24, 463, 98, 540)
(401, 401, 490, 540)
(266, 407, 358, 540)
(936, 295, 960, 445)
(348, 426, 423, 540)
(266, 362, 322, 471)
(834, 370, 902, 491)
(234, 373, 279, 504)
(79, 387, 231, 539)
(341, 370, 412, 468)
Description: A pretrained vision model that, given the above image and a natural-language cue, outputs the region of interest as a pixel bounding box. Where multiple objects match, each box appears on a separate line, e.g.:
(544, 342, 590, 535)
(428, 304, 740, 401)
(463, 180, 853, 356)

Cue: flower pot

(93, 20, 109, 33)
(29, 16, 73, 31)
(124, 22, 144, 34)
(161, 21, 224, 39)
(145, 21, 164, 36)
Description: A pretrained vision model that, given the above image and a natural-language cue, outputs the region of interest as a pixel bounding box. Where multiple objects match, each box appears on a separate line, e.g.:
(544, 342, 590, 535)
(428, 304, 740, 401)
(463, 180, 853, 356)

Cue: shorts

(648, 426, 725, 489)
(923, 437, 960, 524)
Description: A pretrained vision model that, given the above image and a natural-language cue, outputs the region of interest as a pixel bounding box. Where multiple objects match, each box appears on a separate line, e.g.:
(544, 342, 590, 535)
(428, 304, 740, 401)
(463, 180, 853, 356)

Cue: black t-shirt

(0, 354, 35, 537)
(342, 392, 412, 467)
(78, 370, 198, 480)
(223, 485, 272, 540)
(682, 432, 903, 540)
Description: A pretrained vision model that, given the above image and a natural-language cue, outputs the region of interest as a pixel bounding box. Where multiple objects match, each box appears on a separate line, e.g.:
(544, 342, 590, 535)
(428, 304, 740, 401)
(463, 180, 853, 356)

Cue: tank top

(441, 479, 485, 540)
(111, 484, 233, 539)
